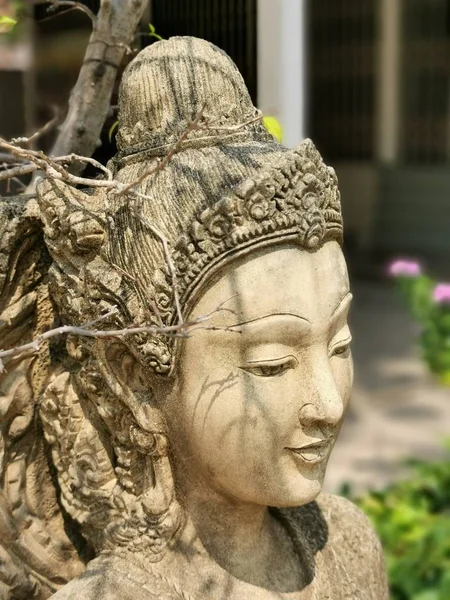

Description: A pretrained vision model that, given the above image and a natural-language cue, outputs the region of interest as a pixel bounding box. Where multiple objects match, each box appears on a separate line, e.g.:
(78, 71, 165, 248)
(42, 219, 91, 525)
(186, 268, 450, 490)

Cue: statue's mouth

(286, 439, 332, 465)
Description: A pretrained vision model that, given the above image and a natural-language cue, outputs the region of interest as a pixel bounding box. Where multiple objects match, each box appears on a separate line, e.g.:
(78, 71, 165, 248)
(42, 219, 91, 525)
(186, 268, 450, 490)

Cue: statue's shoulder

(314, 493, 382, 550)
(49, 555, 191, 600)
(280, 493, 382, 548)
(315, 492, 375, 526)
(281, 494, 389, 599)
(291, 492, 384, 559)
(315, 494, 388, 597)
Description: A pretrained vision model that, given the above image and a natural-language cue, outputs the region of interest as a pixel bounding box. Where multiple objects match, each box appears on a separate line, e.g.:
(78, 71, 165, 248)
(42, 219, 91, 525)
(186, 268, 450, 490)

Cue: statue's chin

(273, 476, 324, 509)
(263, 457, 331, 508)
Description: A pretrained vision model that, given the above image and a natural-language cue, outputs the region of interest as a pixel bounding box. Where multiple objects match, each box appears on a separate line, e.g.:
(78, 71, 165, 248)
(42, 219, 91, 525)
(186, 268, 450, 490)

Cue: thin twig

(57, 153, 114, 180)
(110, 263, 137, 283)
(12, 111, 61, 146)
(0, 162, 37, 181)
(0, 151, 113, 183)
(109, 262, 165, 326)
(203, 112, 263, 132)
(45, 1, 97, 26)
(0, 137, 116, 188)
(0, 307, 226, 373)
(0, 162, 26, 191)
(0, 107, 256, 189)
(0, 307, 117, 372)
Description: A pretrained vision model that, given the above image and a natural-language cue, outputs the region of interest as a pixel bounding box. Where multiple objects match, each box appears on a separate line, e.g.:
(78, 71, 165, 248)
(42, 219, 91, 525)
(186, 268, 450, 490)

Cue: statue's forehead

(190, 242, 350, 326)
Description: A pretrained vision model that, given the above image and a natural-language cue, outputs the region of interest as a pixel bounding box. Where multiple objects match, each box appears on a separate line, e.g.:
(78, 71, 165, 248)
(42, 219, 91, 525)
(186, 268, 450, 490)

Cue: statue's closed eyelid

(239, 355, 299, 376)
(244, 355, 298, 366)
(328, 332, 353, 357)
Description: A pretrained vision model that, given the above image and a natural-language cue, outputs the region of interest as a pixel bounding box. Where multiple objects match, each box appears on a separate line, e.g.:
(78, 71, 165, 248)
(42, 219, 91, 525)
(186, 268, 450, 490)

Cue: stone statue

(0, 37, 388, 599)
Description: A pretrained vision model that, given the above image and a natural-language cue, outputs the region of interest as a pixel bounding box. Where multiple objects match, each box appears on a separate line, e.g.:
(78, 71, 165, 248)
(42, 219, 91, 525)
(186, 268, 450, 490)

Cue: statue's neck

(174, 478, 303, 591)
(186, 485, 270, 561)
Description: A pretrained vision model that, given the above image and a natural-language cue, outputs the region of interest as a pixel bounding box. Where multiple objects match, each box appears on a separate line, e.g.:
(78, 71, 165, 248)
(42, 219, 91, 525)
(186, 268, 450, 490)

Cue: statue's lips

(286, 440, 332, 465)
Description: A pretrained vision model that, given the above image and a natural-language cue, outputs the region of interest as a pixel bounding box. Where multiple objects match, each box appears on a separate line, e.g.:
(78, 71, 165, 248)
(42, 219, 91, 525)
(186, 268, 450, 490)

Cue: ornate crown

(171, 138, 342, 312)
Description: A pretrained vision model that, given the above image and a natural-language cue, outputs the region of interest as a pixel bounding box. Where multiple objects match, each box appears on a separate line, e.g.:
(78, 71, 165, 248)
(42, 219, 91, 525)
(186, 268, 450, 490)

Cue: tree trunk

(50, 0, 148, 168)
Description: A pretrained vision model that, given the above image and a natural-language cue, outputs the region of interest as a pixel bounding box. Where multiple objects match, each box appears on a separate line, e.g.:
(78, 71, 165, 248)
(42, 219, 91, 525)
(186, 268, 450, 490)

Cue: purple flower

(388, 259, 422, 277)
(433, 283, 450, 304)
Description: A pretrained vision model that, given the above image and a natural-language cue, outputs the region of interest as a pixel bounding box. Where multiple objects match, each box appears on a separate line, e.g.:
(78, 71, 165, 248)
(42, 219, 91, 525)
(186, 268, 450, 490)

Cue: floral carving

(200, 208, 234, 239)
(247, 192, 277, 221)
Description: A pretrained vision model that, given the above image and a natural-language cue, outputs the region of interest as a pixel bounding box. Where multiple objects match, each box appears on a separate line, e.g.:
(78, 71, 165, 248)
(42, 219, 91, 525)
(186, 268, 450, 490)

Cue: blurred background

(0, 0, 449, 489)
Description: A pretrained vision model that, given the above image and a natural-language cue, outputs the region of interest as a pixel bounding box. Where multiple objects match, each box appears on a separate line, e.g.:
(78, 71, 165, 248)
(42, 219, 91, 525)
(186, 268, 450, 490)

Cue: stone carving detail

(0, 36, 388, 599)
(0, 198, 86, 599)
(173, 139, 343, 306)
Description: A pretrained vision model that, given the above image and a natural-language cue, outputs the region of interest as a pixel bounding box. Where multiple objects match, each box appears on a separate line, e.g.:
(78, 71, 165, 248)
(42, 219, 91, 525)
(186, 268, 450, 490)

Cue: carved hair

(34, 37, 343, 564)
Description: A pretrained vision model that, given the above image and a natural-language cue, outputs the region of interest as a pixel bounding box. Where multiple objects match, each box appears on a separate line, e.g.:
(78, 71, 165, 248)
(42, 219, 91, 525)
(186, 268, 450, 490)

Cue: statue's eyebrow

(229, 313, 312, 328)
(227, 293, 352, 330)
(330, 292, 353, 321)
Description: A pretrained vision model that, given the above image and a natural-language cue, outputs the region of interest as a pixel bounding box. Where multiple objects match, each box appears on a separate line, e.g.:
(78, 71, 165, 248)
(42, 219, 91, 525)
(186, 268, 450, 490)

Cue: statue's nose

(297, 361, 344, 429)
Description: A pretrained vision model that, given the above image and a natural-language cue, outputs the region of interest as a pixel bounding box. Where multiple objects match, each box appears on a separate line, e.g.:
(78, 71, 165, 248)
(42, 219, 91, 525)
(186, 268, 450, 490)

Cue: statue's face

(167, 241, 353, 507)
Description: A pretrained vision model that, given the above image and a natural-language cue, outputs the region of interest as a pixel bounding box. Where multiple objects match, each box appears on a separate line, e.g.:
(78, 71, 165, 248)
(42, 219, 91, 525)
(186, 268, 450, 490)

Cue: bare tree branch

(0, 137, 115, 187)
(0, 165, 27, 192)
(45, 1, 98, 25)
(1, 109, 262, 192)
(0, 148, 113, 183)
(0, 302, 236, 374)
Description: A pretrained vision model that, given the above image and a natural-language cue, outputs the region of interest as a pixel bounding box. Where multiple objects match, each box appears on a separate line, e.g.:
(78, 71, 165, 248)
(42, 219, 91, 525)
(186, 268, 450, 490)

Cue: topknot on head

(117, 36, 262, 153)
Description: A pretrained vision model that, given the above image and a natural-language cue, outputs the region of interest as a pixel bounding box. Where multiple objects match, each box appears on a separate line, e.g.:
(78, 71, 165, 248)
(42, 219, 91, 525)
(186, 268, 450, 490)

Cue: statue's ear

(98, 340, 167, 433)
(104, 341, 148, 391)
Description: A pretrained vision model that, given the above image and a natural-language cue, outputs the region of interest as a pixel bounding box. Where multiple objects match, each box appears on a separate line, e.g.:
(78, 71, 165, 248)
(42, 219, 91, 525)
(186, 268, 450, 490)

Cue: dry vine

(0, 302, 236, 374)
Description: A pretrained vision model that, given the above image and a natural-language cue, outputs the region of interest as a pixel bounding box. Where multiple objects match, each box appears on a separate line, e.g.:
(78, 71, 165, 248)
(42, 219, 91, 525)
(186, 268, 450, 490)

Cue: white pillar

(257, 0, 281, 118)
(278, 0, 307, 146)
(377, 0, 402, 164)
(257, 0, 307, 147)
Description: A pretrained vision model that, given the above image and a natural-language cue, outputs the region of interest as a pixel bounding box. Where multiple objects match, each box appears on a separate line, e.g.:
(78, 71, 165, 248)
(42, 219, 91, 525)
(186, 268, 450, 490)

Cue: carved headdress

(0, 37, 343, 598)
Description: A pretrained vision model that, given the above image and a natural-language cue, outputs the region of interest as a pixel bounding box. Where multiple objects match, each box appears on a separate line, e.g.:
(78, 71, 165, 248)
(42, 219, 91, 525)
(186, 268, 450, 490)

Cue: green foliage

(349, 451, 450, 599)
(108, 120, 119, 142)
(0, 15, 17, 30)
(148, 22, 163, 41)
(389, 262, 450, 384)
(263, 115, 283, 142)
(396, 275, 434, 325)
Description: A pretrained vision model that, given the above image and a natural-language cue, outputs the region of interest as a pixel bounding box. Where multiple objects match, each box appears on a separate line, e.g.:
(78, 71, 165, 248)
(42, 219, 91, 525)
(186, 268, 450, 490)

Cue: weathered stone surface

(0, 37, 388, 599)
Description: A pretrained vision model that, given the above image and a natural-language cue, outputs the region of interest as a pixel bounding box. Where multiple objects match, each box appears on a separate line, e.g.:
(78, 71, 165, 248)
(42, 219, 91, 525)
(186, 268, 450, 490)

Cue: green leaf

(351, 446, 450, 599)
(0, 15, 17, 28)
(438, 370, 450, 386)
(108, 120, 118, 143)
(263, 116, 283, 142)
(148, 23, 163, 41)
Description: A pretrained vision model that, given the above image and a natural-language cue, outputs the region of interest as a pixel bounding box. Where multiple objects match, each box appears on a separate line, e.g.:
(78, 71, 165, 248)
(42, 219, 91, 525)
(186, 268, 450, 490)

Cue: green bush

(388, 259, 450, 385)
(348, 450, 450, 599)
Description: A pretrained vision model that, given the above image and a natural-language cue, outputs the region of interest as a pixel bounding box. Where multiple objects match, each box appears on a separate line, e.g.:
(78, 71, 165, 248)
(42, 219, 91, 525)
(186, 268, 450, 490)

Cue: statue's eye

(240, 356, 297, 377)
(330, 337, 352, 358)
